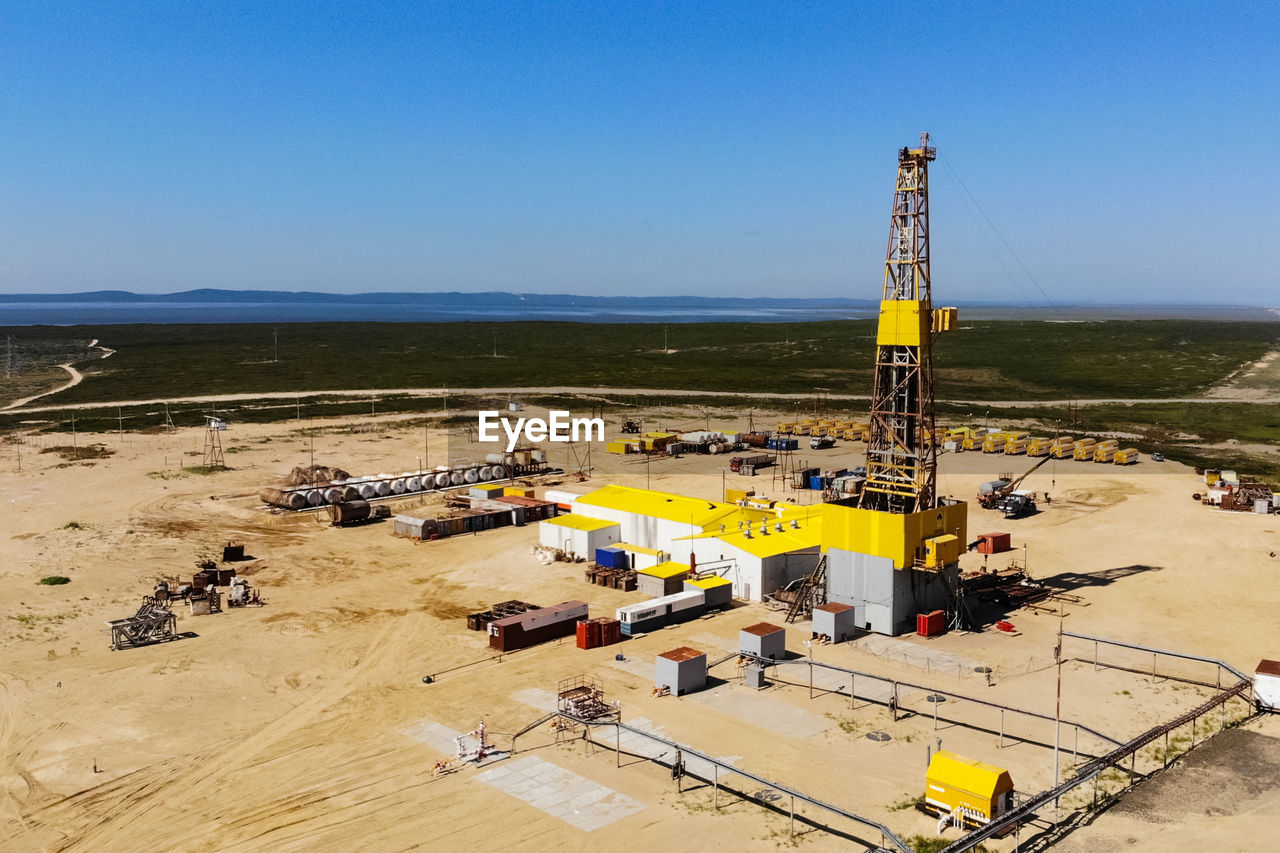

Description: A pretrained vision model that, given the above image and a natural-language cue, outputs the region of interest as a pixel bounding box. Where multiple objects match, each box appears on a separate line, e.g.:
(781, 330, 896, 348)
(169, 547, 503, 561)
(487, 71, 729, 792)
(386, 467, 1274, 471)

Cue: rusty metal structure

(860, 132, 940, 514)
(107, 601, 179, 650)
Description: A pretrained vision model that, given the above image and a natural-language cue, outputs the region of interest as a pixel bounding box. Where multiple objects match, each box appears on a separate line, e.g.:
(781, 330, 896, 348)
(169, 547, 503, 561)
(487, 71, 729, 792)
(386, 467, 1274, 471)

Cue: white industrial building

(563, 485, 822, 603)
(538, 514, 620, 559)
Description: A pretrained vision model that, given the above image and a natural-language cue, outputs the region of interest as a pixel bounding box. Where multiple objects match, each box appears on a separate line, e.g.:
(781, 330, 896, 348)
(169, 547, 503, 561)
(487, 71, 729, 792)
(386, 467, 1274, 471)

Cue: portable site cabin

(489, 601, 588, 652)
(1093, 445, 1117, 463)
(684, 575, 733, 609)
(924, 751, 1014, 826)
(636, 561, 691, 597)
(655, 646, 707, 696)
(1256, 660, 1280, 712)
(739, 622, 786, 660)
(812, 602, 856, 642)
(539, 514, 620, 559)
(617, 589, 705, 636)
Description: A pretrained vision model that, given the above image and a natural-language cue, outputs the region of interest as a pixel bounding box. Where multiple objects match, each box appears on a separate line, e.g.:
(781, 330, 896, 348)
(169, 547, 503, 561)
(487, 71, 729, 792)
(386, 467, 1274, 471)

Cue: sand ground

(1, 404, 1277, 852)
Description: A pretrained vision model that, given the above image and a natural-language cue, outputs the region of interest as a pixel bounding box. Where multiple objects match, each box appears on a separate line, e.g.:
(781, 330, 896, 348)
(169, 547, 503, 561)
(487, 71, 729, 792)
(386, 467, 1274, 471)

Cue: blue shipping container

(809, 475, 825, 490)
(595, 547, 627, 569)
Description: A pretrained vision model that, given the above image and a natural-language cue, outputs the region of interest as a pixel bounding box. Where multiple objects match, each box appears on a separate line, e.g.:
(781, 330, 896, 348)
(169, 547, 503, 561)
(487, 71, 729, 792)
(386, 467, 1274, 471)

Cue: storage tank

(303, 489, 322, 507)
(327, 499, 371, 525)
(450, 470, 465, 486)
(341, 485, 360, 501)
(486, 453, 506, 465)
(390, 479, 406, 494)
(358, 482, 378, 499)
(434, 472, 451, 488)
(477, 465, 492, 481)
(463, 468, 479, 484)
(323, 487, 342, 504)
(406, 476, 422, 492)
(259, 488, 304, 510)
(373, 480, 390, 496)
(531, 449, 547, 463)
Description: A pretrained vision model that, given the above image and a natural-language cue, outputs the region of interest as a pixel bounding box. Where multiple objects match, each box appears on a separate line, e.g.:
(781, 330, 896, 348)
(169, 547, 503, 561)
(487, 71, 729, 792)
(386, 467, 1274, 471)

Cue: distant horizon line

(1, 288, 1276, 310)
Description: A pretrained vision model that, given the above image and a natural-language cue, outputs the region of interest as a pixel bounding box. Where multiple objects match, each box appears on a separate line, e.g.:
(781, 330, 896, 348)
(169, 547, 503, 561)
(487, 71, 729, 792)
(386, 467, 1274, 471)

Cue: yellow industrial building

(924, 751, 1014, 826)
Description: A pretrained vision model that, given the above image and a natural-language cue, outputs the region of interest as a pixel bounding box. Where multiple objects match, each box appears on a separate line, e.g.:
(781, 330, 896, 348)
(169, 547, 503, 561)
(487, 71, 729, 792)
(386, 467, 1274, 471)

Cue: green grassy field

(4, 319, 1278, 482)
(2, 318, 1277, 407)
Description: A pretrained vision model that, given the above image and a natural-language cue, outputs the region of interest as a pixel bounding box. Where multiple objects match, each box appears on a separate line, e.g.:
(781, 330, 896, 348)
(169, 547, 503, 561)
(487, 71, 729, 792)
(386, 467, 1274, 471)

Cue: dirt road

(5, 384, 1280, 416)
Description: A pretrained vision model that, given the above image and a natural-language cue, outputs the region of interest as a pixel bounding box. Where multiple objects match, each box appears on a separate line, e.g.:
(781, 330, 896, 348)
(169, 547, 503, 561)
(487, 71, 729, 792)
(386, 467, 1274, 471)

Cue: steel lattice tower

(859, 133, 938, 514)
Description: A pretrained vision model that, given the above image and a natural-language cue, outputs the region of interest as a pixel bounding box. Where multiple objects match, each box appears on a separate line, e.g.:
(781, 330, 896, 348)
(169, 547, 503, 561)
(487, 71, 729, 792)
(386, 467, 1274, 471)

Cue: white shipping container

(669, 589, 705, 613)
(1256, 661, 1280, 710)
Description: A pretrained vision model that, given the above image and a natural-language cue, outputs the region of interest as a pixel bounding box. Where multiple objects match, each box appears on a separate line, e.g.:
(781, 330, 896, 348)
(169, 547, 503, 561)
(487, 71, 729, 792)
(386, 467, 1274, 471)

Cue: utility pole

(71, 414, 78, 454)
(1053, 601, 1065, 811)
(5, 335, 12, 377)
(273, 328, 279, 363)
(118, 407, 123, 439)
(492, 331, 498, 358)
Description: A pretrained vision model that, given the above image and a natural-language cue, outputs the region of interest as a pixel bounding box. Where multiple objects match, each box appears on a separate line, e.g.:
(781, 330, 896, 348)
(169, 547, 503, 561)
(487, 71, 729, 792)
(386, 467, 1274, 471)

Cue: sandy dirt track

(6, 384, 1280, 416)
(1, 404, 1278, 852)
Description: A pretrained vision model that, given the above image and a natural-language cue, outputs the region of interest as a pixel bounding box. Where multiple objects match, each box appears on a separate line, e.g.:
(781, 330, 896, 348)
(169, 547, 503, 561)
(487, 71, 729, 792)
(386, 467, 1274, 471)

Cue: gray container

(745, 663, 766, 689)
(812, 602, 856, 643)
(1257, 498, 1272, 514)
(740, 622, 786, 660)
(655, 647, 707, 696)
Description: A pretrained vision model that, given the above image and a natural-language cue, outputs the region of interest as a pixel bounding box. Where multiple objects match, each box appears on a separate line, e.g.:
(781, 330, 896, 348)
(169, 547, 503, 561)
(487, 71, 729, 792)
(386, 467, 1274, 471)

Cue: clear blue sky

(1, 1, 1276, 304)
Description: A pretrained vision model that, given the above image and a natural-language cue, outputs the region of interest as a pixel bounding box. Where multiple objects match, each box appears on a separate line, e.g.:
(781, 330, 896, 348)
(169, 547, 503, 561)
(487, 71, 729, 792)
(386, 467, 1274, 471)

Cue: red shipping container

(977, 532, 1012, 555)
(917, 610, 946, 638)
(576, 619, 601, 649)
(597, 618, 621, 647)
(927, 609, 945, 636)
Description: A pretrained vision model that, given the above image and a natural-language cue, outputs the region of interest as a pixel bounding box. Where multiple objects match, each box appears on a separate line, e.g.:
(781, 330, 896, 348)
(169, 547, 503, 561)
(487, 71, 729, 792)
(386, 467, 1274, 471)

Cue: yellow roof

(542, 514, 618, 532)
(926, 751, 1013, 798)
(638, 561, 691, 578)
(617, 542, 663, 556)
(576, 485, 743, 529)
(686, 576, 731, 589)
(706, 515, 824, 558)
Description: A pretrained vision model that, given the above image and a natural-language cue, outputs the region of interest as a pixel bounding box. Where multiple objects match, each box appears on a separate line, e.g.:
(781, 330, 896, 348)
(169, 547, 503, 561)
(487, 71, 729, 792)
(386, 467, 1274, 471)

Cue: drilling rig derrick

(860, 132, 940, 515)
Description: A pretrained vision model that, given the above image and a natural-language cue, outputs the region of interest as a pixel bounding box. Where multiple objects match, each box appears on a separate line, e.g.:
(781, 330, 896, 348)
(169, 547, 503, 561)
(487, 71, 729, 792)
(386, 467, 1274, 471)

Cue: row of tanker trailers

(260, 451, 549, 511)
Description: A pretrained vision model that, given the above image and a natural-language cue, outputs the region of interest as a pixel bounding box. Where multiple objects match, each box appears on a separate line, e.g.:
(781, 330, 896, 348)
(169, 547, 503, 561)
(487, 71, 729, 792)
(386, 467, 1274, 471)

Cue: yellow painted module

(820, 501, 967, 570)
(924, 751, 1014, 825)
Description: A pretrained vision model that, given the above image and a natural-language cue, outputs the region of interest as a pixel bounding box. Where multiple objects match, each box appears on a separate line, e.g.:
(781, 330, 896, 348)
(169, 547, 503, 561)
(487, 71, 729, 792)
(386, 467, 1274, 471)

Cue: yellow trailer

(606, 440, 634, 455)
(1025, 437, 1052, 457)
(1073, 438, 1097, 460)
(1093, 445, 1116, 462)
(924, 751, 1014, 827)
(1004, 438, 1029, 455)
(1114, 448, 1140, 465)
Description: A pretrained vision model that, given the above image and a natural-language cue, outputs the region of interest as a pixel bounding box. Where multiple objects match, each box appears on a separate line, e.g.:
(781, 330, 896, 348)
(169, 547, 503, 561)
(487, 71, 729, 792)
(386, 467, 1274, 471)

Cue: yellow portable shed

(924, 750, 1014, 825)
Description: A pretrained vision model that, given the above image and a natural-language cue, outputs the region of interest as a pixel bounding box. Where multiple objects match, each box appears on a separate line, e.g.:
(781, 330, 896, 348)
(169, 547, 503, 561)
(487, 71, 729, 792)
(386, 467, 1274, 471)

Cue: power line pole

(273, 328, 279, 363)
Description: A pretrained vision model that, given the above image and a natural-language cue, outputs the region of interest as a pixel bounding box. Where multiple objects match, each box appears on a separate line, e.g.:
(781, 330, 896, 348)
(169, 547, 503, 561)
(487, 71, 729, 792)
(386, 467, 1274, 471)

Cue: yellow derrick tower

(819, 133, 968, 635)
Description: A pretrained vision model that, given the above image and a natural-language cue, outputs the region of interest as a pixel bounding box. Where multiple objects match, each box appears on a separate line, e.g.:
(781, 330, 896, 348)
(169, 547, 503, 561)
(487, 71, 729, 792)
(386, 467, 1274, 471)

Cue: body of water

(0, 300, 876, 326)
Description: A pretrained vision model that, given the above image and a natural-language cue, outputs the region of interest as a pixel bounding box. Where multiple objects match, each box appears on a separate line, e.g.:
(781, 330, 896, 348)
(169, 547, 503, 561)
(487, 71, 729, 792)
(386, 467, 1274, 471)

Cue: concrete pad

(851, 634, 989, 677)
(687, 681, 827, 739)
(476, 755, 644, 831)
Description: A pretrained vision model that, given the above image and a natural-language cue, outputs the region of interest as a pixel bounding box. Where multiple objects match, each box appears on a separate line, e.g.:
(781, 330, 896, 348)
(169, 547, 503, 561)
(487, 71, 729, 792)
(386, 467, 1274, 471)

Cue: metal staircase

(785, 554, 828, 623)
